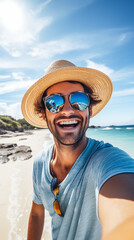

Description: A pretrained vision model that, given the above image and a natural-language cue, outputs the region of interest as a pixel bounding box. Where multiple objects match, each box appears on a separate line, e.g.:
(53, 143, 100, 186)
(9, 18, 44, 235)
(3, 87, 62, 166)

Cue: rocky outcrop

(0, 129, 7, 135)
(0, 143, 32, 164)
(0, 115, 35, 132)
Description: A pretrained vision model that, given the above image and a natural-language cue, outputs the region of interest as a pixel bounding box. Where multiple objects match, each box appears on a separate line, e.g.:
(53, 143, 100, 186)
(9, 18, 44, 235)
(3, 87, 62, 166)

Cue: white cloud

(49, 0, 97, 19)
(110, 66, 134, 82)
(86, 60, 114, 76)
(33, 0, 52, 15)
(27, 28, 133, 65)
(28, 38, 88, 58)
(119, 34, 127, 43)
(116, 32, 133, 46)
(113, 88, 134, 97)
(0, 102, 22, 119)
(0, 79, 36, 94)
(0, 27, 133, 73)
(0, 58, 33, 69)
(12, 72, 25, 81)
(128, 81, 134, 85)
(0, 75, 10, 79)
(86, 61, 134, 85)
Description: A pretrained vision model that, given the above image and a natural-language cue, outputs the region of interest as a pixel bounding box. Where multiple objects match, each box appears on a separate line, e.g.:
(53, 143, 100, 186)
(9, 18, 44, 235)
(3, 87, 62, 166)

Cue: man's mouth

(57, 120, 79, 129)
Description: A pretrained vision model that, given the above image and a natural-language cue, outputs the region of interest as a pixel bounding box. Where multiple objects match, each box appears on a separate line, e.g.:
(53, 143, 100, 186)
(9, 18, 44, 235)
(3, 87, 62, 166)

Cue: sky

(0, 0, 134, 126)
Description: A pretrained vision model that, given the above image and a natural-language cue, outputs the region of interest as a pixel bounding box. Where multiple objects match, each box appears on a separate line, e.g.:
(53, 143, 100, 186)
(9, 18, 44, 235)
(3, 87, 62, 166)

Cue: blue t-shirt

(32, 138, 134, 240)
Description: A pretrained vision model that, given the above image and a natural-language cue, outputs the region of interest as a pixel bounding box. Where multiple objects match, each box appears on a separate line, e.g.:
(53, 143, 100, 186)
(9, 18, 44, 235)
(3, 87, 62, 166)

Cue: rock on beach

(0, 143, 32, 164)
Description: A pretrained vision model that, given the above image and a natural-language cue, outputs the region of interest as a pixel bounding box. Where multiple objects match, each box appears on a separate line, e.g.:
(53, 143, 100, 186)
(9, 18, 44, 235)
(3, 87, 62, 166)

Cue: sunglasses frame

(43, 91, 90, 113)
(51, 177, 63, 217)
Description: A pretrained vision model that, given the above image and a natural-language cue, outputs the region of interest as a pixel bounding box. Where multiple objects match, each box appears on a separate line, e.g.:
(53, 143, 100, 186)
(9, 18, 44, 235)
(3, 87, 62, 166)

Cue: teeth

(59, 120, 78, 125)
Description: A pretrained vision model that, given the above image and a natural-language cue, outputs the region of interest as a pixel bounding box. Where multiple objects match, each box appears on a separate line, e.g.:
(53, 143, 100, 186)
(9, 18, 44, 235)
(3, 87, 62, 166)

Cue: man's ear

(41, 110, 46, 121)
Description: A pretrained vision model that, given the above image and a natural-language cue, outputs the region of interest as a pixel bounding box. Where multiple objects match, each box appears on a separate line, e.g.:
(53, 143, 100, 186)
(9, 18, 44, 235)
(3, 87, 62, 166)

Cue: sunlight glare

(0, 0, 25, 33)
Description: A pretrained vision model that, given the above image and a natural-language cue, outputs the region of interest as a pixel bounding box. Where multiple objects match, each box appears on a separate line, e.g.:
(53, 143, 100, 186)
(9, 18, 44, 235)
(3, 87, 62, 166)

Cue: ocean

(86, 125, 134, 158)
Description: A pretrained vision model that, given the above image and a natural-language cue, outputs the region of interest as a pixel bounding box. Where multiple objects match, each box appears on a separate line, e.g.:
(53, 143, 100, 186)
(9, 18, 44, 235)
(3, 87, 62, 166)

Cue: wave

(126, 127, 134, 130)
(102, 127, 113, 130)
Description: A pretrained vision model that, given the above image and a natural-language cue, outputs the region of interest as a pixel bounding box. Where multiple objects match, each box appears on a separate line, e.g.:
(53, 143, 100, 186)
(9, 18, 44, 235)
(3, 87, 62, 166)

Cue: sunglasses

(51, 177, 63, 217)
(43, 91, 90, 113)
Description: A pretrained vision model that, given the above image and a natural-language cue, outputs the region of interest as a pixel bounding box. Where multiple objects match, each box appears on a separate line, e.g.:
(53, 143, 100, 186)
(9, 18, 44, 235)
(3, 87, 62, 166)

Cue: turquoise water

(86, 125, 134, 158)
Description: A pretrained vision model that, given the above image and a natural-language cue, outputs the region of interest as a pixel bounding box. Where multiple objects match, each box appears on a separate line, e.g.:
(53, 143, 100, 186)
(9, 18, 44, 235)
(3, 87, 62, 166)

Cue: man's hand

(99, 173, 134, 239)
(27, 201, 45, 240)
(102, 216, 134, 240)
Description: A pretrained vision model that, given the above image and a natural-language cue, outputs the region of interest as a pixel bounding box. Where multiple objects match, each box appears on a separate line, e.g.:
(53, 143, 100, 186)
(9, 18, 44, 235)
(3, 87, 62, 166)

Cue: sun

(0, 0, 25, 33)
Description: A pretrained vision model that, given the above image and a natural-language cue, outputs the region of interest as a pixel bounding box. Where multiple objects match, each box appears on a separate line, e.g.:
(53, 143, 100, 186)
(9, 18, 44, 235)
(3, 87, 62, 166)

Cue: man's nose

(61, 96, 74, 115)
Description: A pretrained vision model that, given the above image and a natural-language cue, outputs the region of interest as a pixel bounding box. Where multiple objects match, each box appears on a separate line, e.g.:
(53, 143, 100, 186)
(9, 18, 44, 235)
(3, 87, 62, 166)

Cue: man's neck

(51, 136, 88, 182)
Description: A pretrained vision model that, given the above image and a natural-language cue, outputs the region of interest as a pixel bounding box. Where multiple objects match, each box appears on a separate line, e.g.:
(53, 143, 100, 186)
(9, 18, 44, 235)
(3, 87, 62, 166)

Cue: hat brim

(21, 67, 113, 128)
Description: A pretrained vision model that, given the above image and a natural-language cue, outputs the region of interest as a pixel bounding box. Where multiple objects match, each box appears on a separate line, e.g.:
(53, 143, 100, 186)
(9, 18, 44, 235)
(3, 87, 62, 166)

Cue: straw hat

(21, 59, 113, 128)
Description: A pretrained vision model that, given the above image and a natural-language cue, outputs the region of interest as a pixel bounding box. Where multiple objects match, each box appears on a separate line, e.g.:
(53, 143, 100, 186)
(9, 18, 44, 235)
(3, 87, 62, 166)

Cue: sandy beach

(0, 129, 52, 240)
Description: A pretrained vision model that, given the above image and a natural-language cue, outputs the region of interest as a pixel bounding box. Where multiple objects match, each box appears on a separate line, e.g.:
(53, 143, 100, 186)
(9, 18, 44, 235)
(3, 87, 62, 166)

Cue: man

(21, 60, 134, 240)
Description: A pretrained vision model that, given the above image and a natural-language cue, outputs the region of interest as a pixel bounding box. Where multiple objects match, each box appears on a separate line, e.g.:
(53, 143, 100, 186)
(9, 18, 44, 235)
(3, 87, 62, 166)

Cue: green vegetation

(0, 115, 35, 131)
(17, 118, 35, 130)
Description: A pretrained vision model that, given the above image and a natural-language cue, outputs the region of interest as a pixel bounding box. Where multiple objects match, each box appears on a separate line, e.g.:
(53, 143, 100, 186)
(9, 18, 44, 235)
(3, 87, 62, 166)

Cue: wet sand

(0, 129, 52, 240)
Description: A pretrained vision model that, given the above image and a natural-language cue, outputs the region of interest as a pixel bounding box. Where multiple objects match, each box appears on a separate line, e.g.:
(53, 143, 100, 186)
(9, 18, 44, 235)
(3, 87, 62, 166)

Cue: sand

(0, 129, 53, 240)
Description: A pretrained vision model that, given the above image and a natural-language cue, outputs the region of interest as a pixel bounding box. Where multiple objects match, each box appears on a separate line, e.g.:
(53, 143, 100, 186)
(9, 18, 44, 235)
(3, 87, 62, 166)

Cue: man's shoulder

(88, 138, 133, 168)
(89, 139, 133, 172)
(88, 138, 113, 154)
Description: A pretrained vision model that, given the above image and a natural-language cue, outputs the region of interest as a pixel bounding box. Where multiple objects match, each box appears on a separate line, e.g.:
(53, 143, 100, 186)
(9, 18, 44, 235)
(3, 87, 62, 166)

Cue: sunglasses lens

(70, 92, 89, 111)
(45, 94, 64, 113)
(45, 92, 89, 113)
(51, 177, 59, 195)
(53, 199, 63, 216)
(51, 178, 63, 216)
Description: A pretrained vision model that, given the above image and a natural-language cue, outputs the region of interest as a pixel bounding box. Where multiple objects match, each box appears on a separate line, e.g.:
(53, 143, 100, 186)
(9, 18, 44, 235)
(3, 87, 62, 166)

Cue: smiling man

(43, 82, 90, 146)
(21, 60, 134, 240)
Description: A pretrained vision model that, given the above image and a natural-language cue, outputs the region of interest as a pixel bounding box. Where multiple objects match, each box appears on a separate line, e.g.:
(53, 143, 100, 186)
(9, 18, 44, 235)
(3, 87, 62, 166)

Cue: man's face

(43, 81, 91, 146)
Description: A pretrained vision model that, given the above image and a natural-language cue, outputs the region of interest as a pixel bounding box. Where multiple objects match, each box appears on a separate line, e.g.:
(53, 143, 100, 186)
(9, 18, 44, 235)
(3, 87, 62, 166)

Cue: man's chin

(54, 133, 85, 146)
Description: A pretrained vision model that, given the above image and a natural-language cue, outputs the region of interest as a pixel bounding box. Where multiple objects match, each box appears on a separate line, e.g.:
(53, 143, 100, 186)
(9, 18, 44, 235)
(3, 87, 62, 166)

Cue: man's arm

(27, 201, 45, 240)
(98, 173, 134, 240)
